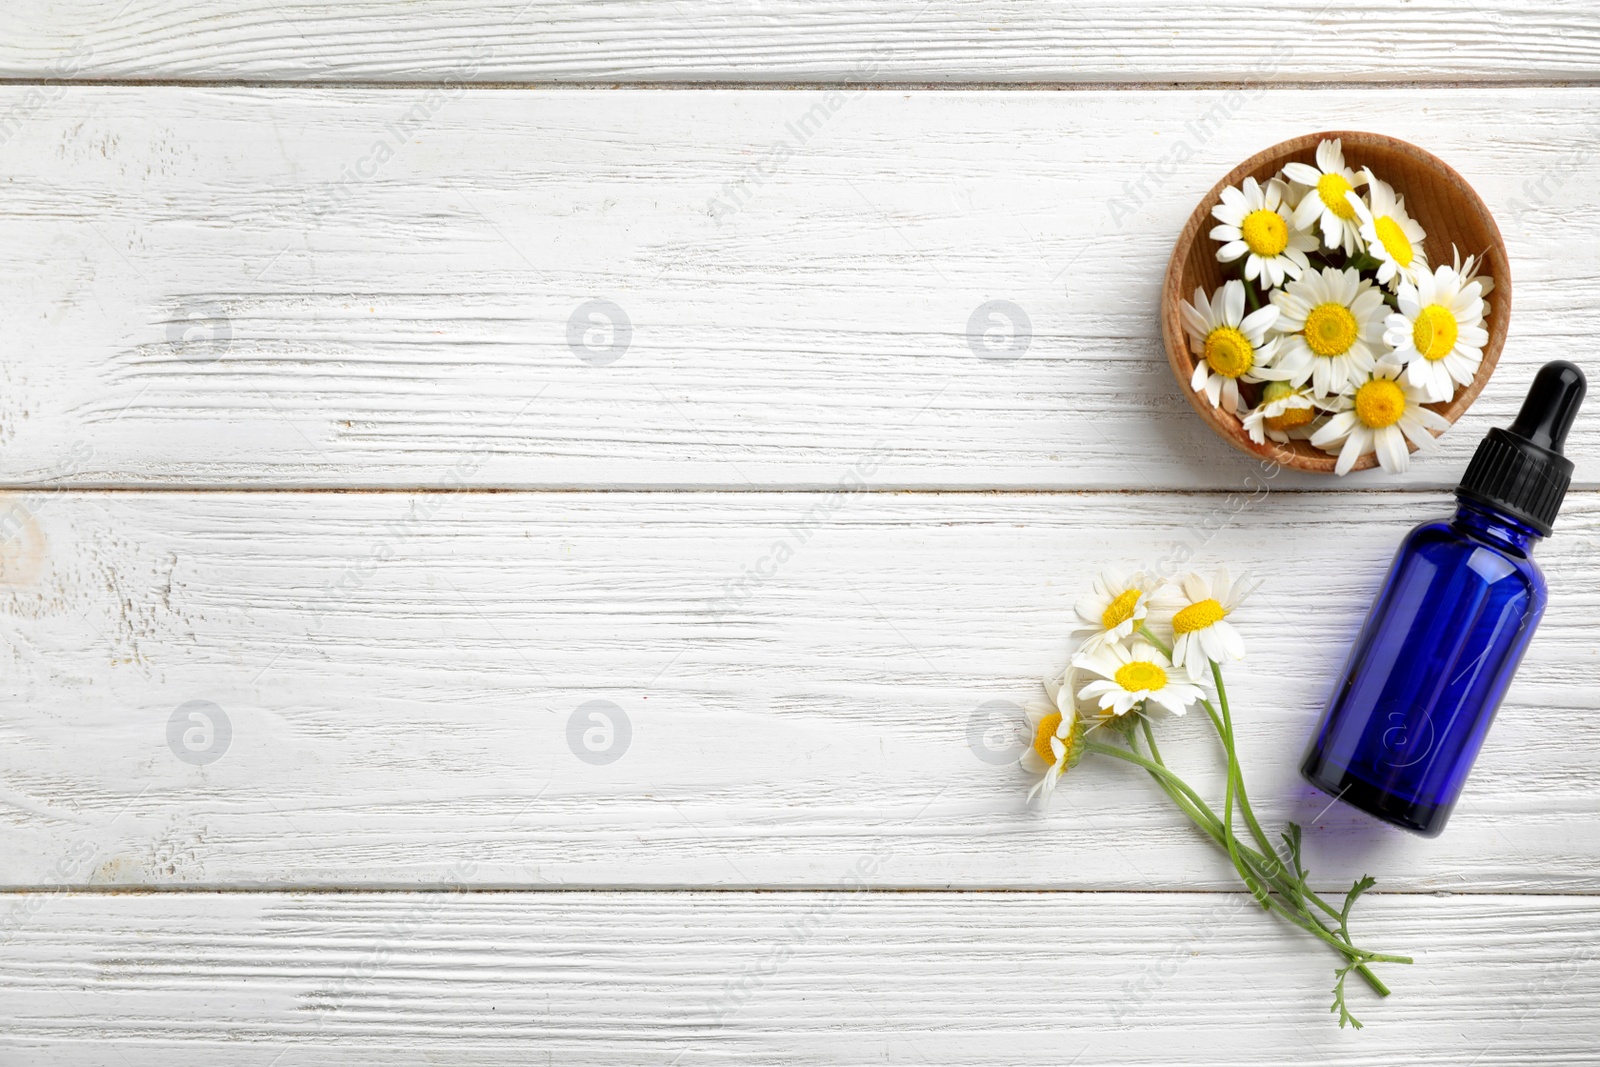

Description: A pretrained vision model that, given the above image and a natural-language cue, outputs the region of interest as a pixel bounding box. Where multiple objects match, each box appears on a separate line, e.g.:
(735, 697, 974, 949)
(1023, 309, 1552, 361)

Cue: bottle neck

(1452, 495, 1543, 554)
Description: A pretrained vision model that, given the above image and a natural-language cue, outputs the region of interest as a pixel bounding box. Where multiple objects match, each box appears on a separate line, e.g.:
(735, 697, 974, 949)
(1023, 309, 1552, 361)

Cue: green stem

(1203, 709, 1312, 909)
(1132, 722, 1296, 901)
(1138, 716, 1163, 764)
(1133, 721, 1222, 838)
(1203, 671, 1388, 998)
(1242, 277, 1263, 311)
(1094, 732, 1219, 835)
(1125, 734, 1334, 922)
(1205, 665, 1394, 994)
(1088, 654, 1409, 988)
(1136, 624, 1172, 657)
(1218, 711, 1267, 909)
(1081, 740, 1413, 975)
(1207, 669, 1283, 877)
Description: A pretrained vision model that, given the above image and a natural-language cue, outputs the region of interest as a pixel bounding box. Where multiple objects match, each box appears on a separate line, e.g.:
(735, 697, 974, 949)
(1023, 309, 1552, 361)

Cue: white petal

(1311, 410, 1357, 446)
(1241, 304, 1280, 338)
(1223, 280, 1245, 326)
(1398, 412, 1444, 451)
(1335, 427, 1371, 475)
(1351, 289, 1386, 319)
(1316, 139, 1341, 173)
(1148, 690, 1191, 716)
(1412, 405, 1453, 433)
(1291, 192, 1323, 230)
(1216, 620, 1246, 660)
(1271, 290, 1312, 322)
(1282, 161, 1322, 186)
(1374, 425, 1409, 473)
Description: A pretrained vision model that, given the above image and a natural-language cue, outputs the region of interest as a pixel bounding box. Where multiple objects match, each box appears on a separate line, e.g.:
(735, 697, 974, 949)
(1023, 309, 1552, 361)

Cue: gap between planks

(0, 486, 1462, 495)
(0, 886, 1590, 896)
(11, 79, 1600, 91)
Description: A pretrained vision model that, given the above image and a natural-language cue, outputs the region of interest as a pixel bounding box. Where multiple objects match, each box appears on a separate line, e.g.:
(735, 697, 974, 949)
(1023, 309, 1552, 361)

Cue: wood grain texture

(4, 490, 1599, 891)
(3, 87, 1599, 490)
(4, 9, 1599, 1052)
(3, 891, 1598, 1063)
(5, 1, 1600, 83)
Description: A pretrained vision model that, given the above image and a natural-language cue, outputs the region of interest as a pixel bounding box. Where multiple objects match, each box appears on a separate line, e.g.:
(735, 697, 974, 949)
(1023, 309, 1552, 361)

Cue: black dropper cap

(1456, 360, 1586, 536)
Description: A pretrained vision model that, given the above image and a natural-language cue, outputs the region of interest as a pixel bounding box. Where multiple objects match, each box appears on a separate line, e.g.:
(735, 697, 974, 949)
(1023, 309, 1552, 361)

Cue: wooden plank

(2, 890, 1597, 1063)
(2, 87, 1598, 490)
(4, 2, 1600, 83)
(3, 489, 1598, 890)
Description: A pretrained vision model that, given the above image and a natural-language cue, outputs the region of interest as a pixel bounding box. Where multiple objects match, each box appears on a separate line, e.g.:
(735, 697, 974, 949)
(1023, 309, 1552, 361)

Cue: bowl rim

(1160, 130, 1512, 474)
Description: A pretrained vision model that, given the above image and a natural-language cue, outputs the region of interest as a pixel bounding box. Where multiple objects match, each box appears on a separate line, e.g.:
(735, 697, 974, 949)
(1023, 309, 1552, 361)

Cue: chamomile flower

(1043, 665, 1094, 720)
(1310, 362, 1451, 475)
(1241, 380, 1320, 445)
(1180, 280, 1285, 413)
(1158, 568, 1254, 683)
(1450, 246, 1496, 298)
(1382, 261, 1491, 403)
(1020, 698, 1085, 803)
(1268, 266, 1389, 397)
(1073, 567, 1160, 652)
(1349, 170, 1427, 288)
(1282, 138, 1369, 257)
(1210, 177, 1317, 288)
(1072, 640, 1204, 718)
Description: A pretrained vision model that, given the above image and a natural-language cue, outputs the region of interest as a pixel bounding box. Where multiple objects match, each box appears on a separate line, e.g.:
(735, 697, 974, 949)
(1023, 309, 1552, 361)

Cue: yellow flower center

(1172, 598, 1226, 634)
(1266, 405, 1314, 432)
(1101, 588, 1142, 632)
(1316, 173, 1357, 220)
(1412, 304, 1459, 361)
(1261, 380, 1314, 432)
(1114, 661, 1168, 693)
(1240, 209, 1289, 257)
(1303, 302, 1359, 358)
(1203, 327, 1254, 379)
(1373, 216, 1415, 267)
(1354, 378, 1407, 429)
(1032, 711, 1063, 765)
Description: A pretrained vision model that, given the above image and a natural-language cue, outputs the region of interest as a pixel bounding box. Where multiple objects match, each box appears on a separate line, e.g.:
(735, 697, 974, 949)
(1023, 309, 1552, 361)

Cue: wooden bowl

(1160, 131, 1511, 474)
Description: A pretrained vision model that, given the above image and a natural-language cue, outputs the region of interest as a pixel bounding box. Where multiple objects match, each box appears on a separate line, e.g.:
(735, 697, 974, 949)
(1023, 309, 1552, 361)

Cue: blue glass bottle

(1301, 361, 1586, 836)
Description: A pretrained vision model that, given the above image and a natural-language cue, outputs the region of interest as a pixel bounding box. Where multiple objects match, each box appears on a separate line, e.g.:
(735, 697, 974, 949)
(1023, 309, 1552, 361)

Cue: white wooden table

(2, 4, 1599, 1062)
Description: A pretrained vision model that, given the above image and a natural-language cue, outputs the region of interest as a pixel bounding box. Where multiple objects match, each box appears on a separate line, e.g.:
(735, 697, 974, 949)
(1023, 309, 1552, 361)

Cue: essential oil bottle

(1301, 360, 1586, 836)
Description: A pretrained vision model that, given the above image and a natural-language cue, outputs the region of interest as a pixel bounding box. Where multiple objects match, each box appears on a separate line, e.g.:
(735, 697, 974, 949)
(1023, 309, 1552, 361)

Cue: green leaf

(1331, 963, 1365, 1030)
(1337, 874, 1378, 944)
(1278, 822, 1307, 884)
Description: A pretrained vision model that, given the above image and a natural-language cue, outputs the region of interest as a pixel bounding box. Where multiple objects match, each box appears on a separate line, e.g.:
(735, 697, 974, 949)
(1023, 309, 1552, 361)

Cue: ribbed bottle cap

(1455, 360, 1586, 536)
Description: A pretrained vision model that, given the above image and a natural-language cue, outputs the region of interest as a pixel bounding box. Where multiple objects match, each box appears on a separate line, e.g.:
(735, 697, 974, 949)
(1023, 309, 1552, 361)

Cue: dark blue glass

(1300, 496, 1548, 836)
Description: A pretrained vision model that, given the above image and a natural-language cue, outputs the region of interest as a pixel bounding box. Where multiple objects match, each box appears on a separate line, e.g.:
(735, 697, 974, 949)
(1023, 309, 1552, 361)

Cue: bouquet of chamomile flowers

(1019, 565, 1412, 1028)
(1183, 138, 1493, 475)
